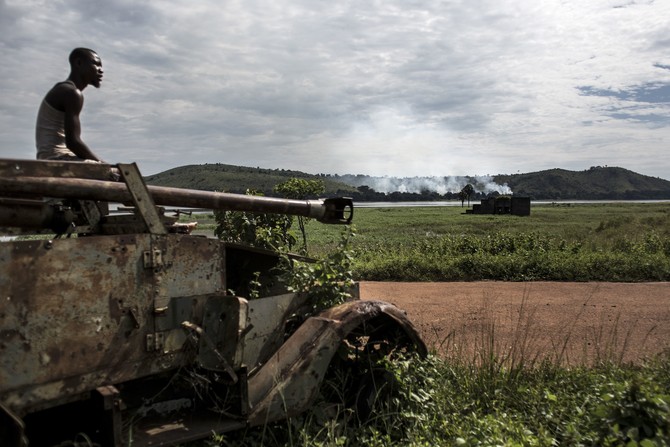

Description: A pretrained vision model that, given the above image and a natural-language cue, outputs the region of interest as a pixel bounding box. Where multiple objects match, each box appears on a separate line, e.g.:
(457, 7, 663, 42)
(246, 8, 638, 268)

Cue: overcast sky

(1, 0, 669, 180)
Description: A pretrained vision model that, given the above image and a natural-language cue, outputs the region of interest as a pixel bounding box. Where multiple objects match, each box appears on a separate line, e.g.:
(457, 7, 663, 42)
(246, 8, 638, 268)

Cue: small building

(466, 196, 530, 216)
(510, 196, 531, 216)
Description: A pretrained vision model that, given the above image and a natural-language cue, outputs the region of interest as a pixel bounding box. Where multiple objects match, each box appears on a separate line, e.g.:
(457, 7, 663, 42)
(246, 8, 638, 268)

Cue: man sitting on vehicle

(35, 48, 106, 162)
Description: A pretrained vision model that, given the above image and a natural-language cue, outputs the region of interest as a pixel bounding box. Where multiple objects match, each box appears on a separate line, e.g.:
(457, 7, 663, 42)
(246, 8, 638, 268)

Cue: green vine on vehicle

(213, 182, 356, 311)
(213, 189, 296, 251)
(273, 178, 325, 255)
(283, 225, 356, 312)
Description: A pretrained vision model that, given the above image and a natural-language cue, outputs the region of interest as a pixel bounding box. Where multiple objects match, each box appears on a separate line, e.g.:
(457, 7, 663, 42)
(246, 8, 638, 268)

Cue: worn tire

(354, 368, 398, 424)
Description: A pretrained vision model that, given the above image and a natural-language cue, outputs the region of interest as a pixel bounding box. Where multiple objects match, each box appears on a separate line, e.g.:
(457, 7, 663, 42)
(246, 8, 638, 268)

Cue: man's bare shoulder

(45, 81, 82, 112)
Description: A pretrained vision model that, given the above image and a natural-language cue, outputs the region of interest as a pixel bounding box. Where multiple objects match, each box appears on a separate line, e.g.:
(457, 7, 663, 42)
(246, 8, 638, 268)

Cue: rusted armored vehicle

(0, 159, 426, 446)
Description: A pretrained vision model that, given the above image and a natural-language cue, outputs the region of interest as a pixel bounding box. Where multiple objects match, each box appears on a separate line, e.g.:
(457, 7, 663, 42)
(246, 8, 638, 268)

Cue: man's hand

(109, 167, 121, 182)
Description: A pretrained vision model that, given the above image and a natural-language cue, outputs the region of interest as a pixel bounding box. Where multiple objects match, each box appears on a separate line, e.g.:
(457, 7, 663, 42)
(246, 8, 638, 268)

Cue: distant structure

(466, 196, 531, 216)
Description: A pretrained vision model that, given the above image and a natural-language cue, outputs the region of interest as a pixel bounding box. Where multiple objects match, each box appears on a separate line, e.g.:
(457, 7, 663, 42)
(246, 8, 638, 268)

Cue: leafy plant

(274, 178, 325, 255)
(214, 189, 296, 251)
(213, 183, 356, 313)
(284, 226, 356, 312)
(594, 379, 670, 445)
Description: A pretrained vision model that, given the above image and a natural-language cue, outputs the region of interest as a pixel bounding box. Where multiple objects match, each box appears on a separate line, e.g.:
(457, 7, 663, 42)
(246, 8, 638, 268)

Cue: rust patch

(0, 330, 25, 343)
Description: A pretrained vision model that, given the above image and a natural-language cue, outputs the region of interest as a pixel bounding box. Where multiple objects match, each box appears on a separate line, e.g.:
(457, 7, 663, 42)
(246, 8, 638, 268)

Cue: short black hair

(69, 48, 98, 66)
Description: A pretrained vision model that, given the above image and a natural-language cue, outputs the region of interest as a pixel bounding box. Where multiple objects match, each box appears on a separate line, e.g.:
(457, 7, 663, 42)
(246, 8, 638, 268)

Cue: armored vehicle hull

(0, 159, 426, 446)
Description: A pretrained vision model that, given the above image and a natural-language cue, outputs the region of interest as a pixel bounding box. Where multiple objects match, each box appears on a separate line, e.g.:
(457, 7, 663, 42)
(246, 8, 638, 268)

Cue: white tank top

(35, 84, 77, 160)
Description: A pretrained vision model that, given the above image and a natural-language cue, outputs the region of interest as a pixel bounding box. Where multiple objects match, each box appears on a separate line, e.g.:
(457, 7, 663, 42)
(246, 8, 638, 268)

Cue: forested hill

(144, 163, 357, 196)
(145, 164, 670, 200)
(494, 167, 670, 200)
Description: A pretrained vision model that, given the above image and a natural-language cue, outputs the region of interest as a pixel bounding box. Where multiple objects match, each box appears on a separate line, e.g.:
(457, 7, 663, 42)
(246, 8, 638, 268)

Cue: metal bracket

(117, 163, 167, 235)
(143, 249, 164, 269)
(94, 386, 124, 447)
(146, 332, 165, 352)
(79, 200, 102, 228)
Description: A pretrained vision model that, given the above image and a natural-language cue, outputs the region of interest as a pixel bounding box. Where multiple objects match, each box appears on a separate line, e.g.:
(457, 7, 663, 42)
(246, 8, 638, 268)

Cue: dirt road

(360, 281, 670, 365)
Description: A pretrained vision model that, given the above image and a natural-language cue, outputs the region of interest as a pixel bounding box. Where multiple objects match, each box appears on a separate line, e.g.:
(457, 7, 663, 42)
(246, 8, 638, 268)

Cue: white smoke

(339, 175, 512, 195)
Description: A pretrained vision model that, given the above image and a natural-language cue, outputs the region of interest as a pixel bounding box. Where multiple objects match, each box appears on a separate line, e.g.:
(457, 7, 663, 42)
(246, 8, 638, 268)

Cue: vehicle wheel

(354, 368, 398, 424)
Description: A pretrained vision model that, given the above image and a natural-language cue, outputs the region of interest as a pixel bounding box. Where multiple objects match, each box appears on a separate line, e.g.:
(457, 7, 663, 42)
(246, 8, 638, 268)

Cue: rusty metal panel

(247, 317, 336, 424)
(0, 159, 113, 180)
(0, 235, 155, 411)
(0, 233, 227, 415)
(199, 295, 248, 371)
(150, 235, 224, 311)
(242, 293, 308, 371)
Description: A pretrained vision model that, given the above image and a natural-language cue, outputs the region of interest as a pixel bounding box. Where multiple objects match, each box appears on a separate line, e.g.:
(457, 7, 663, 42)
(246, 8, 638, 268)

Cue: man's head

(69, 48, 103, 89)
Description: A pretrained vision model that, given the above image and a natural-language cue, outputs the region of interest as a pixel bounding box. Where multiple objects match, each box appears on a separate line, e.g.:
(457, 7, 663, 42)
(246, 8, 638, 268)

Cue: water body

(355, 200, 670, 208)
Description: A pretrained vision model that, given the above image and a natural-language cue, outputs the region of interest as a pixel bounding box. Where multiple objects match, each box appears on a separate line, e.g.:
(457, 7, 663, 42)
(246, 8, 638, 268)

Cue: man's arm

(62, 88, 103, 161)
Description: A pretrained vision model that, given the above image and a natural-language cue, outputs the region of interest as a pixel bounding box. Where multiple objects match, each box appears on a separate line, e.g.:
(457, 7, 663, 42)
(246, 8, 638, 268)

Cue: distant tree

(461, 184, 475, 206)
(356, 185, 375, 199)
(274, 177, 325, 199)
(458, 190, 468, 207)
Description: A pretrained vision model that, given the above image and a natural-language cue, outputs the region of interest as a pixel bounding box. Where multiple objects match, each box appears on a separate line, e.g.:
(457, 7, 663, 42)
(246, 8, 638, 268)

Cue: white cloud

(0, 0, 669, 180)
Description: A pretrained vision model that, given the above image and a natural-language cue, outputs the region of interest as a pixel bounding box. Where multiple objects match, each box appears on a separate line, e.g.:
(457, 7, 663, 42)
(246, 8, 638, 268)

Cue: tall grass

(211, 343, 670, 446)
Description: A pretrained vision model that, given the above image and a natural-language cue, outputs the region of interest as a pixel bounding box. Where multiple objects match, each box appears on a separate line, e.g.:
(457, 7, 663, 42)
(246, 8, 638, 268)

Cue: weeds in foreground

(206, 353, 670, 447)
(203, 297, 670, 447)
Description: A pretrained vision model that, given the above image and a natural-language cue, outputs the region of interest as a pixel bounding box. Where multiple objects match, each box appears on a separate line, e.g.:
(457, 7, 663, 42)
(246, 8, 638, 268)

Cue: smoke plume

(339, 175, 512, 195)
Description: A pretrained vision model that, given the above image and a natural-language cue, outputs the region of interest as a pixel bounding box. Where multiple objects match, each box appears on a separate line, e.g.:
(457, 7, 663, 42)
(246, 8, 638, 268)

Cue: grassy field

(298, 202, 670, 281)
(191, 203, 670, 446)
(304, 202, 669, 251)
(194, 202, 670, 248)
(195, 202, 670, 281)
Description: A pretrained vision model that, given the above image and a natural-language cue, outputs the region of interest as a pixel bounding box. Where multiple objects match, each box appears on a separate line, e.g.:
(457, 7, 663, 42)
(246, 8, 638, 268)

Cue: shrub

(214, 189, 296, 251)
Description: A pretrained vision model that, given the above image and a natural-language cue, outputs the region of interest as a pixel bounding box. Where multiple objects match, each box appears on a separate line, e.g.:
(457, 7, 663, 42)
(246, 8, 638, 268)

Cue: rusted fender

(246, 300, 427, 426)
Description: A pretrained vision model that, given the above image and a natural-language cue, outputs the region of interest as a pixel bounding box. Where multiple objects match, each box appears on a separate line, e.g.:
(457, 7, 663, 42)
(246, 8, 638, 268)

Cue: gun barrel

(0, 176, 353, 224)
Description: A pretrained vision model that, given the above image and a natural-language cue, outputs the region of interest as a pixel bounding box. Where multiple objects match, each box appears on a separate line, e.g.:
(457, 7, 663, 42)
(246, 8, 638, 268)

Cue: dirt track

(360, 282, 670, 365)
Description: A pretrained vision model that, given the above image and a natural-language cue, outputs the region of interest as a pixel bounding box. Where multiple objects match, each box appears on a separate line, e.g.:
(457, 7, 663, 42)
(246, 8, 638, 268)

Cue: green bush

(284, 226, 357, 311)
(214, 189, 296, 251)
(594, 379, 670, 446)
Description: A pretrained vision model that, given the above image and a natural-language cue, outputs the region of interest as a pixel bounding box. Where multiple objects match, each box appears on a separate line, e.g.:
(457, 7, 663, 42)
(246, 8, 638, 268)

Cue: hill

(144, 163, 357, 197)
(145, 164, 670, 201)
(493, 166, 670, 200)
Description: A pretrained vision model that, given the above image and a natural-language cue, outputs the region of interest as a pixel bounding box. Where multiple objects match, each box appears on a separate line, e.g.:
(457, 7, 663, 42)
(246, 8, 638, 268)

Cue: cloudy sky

(1, 0, 669, 180)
